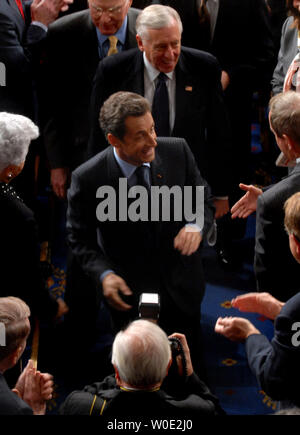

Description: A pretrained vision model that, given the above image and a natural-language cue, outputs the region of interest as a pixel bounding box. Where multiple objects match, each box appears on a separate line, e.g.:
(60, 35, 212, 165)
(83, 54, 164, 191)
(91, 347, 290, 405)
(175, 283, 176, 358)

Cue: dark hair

(99, 91, 151, 141)
(287, 0, 300, 28)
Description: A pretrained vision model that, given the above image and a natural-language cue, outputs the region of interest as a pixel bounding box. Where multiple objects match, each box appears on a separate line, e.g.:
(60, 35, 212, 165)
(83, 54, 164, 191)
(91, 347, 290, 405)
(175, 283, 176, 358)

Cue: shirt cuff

(31, 21, 48, 32)
(100, 270, 114, 283)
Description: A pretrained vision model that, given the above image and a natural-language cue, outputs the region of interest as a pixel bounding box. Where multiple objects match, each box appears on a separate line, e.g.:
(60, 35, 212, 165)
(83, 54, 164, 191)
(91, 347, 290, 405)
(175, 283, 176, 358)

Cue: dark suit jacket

(272, 16, 298, 95)
(59, 372, 224, 416)
(254, 162, 300, 301)
(246, 292, 300, 409)
(0, 185, 58, 321)
(0, 0, 47, 118)
(88, 47, 232, 197)
(154, 0, 275, 90)
(66, 138, 215, 317)
(0, 373, 33, 415)
(43, 8, 140, 171)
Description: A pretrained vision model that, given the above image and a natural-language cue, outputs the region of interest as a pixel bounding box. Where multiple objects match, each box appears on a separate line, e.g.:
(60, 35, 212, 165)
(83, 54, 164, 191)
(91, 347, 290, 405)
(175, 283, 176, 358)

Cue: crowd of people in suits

(1, 0, 300, 416)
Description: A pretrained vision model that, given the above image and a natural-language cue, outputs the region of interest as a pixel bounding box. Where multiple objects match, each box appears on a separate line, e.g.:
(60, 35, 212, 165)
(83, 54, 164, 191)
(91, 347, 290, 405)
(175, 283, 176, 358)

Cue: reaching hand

(102, 273, 133, 311)
(215, 316, 260, 341)
(174, 226, 202, 256)
(231, 292, 284, 320)
(214, 198, 229, 219)
(50, 168, 69, 200)
(31, 0, 74, 27)
(231, 183, 263, 219)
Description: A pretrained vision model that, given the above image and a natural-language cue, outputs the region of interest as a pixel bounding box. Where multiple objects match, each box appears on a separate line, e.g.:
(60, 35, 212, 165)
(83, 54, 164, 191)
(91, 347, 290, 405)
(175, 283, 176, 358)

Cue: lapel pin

(185, 86, 193, 92)
(157, 174, 163, 179)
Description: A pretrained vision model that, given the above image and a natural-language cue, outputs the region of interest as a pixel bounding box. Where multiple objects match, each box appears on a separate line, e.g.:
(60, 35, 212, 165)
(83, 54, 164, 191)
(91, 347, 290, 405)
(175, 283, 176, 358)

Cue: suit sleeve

(66, 169, 117, 288)
(0, 9, 46, 114)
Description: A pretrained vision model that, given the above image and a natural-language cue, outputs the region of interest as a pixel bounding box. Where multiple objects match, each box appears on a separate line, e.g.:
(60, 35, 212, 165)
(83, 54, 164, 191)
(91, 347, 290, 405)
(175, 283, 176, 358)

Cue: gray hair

(269, 91, 300, 146)
(99, 91, 151, 140)
(136, 4, 183, 41)
(111, 319, 171, 388)
(0, 297, 30, 362)
(0, 112, 39, 172)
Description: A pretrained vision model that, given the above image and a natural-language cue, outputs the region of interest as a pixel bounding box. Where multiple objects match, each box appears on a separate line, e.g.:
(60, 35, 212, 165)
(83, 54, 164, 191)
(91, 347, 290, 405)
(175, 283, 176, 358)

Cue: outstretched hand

(231, 184, 263, 219)
(231, 292, 284, 320)
(215, 316, 260, 341)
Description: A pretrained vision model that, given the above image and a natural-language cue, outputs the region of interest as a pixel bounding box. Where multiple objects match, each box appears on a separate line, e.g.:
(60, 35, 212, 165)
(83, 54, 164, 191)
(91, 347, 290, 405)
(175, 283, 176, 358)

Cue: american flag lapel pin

(157, 174, 163, 179)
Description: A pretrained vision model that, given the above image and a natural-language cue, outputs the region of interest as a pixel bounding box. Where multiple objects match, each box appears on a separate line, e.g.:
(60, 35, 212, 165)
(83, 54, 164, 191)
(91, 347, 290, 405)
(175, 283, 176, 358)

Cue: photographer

(59, 319, 224, 416)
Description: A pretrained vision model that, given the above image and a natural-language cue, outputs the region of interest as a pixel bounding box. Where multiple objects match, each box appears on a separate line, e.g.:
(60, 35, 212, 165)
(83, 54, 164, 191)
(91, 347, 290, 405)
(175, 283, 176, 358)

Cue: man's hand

(50, 167, 69, 200)
(214, 198, 229, 219)
(54, 297, 69, 320)
(168, 333, 193, 376)
(221, 70, 230, 91)
(231, 292, 284, 320)
(102, 273, 133, 311)
(215, 316, 260, 341)
(174, 226, 202, 256)
(231, 183, 263, 219)
(19, 360, 54, 415)
(31, 0, 73, 27)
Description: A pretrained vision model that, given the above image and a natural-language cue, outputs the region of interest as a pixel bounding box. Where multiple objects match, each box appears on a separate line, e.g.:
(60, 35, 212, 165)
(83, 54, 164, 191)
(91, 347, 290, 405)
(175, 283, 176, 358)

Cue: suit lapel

(8, 0, 25, 35)
(125, 8, 138, 50)
(173, 53, 195, 135)
(80, 12, 101, 82)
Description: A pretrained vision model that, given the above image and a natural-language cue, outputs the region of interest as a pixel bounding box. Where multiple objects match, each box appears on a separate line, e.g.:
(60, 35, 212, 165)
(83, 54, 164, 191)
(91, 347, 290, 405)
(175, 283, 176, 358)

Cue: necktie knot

(107, 35, 119, 56)
(135, 165, 150, 191)
(157, 72, 168, 83)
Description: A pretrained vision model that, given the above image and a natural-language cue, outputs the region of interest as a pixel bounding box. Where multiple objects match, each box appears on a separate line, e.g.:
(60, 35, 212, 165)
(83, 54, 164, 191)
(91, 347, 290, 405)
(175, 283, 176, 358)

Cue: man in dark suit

(215, 191, 300, 411)
(0, 0, 72, 207)
(66, 91, 215, 370)
(60, 320, 224, 417)
(231, 91, 300, 301)
(43, 0, 140, 199)
(0, 297, 54, 415)
(153, 0, 275, 264)
(88, 4, 233, 219)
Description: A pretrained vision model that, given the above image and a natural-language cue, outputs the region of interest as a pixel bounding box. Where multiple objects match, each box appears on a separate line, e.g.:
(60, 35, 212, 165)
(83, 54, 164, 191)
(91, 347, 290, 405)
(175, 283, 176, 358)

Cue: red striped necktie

(15, 0, 25, 20)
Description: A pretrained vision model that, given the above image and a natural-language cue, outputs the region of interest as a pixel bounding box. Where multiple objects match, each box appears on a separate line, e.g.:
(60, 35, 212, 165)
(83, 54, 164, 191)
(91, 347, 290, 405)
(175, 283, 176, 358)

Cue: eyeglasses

(90, 1, 127, 17)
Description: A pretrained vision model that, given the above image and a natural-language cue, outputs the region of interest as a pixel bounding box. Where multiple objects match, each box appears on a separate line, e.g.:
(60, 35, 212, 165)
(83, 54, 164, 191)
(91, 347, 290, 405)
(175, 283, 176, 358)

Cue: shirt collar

(113, 147, 150, 179)
(143, 52, 174, 82)
(96, 15, 128, 47)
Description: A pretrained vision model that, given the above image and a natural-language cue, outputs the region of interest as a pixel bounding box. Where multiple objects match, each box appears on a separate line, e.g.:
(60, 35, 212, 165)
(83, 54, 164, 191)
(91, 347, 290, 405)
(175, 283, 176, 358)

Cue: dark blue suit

(87, 47, 233, 198)
(246, 292, 300, 409)
(0, 373, 33, 415)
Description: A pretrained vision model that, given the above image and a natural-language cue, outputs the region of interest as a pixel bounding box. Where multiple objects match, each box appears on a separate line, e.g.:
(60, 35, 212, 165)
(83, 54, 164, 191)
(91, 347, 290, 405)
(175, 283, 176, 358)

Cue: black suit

(59, 372, 224, 416)
(246, 292, 300, 410)
(0, 184, 58, 322)
(66, 138, 215, 366)
(43, 8, 140, 171)
(254, 163, 300, 301)
(88, 47, 232, 197)
(0, 373, 33, 415)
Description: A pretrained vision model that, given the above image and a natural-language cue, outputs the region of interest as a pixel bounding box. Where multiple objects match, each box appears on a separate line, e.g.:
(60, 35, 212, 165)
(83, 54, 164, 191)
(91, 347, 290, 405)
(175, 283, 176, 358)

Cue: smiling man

(88, 4, 234, 221)
(66, 91, 215, 372)
(43, 0, 140, 199)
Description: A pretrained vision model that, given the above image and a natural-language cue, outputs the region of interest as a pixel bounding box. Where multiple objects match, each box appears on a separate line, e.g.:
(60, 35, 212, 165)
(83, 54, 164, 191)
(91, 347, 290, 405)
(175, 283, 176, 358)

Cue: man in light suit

(88, 4, 233, 219)
(43, 0, 140, 199)
(231, 91, 300, 301)
(215, 191, 300, 411)
(66, 91, 215, 370)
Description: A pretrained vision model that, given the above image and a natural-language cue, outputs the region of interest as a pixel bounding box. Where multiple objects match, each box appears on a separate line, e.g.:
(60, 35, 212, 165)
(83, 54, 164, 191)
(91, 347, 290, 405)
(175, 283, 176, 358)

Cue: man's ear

(136, 34, 144, 52)
(293, 233, 300, 257)
(283, 134, 298, 159)
(166, 358, 172, 377)
(113, 364, 121, 385)
(107, 133, 120, 148)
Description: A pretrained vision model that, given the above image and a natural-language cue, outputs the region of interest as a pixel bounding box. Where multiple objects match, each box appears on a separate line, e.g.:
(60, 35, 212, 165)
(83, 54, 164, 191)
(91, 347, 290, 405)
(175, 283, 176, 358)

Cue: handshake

(215, 292, 285, 341)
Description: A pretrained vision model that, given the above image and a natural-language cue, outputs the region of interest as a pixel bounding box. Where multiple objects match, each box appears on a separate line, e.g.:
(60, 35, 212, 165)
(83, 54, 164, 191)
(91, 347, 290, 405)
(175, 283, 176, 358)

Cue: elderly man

(60, 319, 223, 417)
(43, 0, 140, 199)
(66, 91, 215, 372)
(0, 297, 54, 415)
(88, 4, 233, 220)
(215, 192, 300, 411)
(231, 91, 300, 301)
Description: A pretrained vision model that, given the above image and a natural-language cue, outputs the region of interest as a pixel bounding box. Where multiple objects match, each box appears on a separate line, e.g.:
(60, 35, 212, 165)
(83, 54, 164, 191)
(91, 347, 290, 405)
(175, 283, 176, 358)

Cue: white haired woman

(0, 112, 68, 323)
